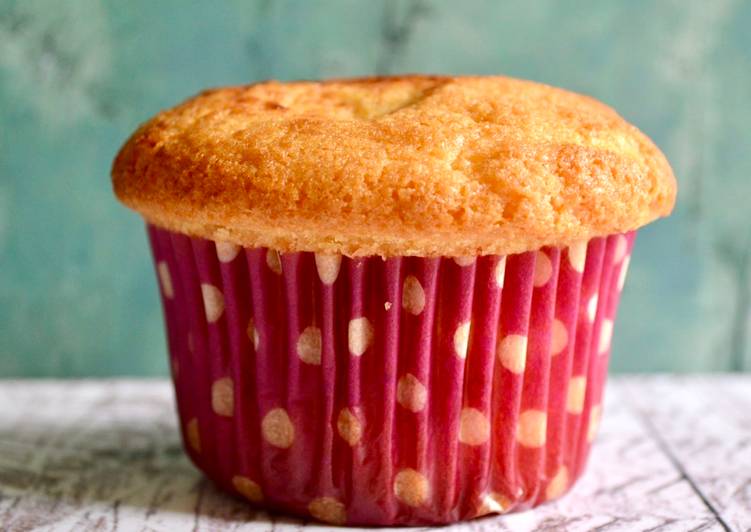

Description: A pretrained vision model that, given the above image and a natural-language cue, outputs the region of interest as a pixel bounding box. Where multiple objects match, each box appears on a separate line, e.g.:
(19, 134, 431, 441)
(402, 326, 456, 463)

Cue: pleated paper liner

(147, 225, 634, 526)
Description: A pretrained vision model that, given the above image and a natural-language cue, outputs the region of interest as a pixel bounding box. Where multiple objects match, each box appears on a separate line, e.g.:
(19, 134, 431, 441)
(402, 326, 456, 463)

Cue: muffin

(112, 75, 676, 526)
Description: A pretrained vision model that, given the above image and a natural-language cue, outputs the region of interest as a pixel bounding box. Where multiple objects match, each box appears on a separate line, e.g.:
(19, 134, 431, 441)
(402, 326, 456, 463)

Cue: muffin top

(112, 75, 676, 257)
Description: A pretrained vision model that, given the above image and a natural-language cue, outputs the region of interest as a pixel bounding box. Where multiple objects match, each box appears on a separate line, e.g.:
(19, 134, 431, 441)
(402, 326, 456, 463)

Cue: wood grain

(621, 376, 751, 532)
(0, 378, 747, 531)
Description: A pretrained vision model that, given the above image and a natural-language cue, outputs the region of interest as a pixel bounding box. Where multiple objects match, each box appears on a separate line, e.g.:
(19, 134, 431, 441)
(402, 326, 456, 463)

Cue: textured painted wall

(1, 0, 750, 376)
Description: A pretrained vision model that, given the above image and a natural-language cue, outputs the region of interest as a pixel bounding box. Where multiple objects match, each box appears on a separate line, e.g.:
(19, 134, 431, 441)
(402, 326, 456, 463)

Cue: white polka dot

(216, 241, 240, 263)
(516, 410, 547, 448)
(598, 319, 613, 355)
(618, 255, 630, 291)
(402, 275, 426, 315)
(587, 294, 599, 322)
(186, 418, 200, 453)
(396, 373, 427, 412)
(266, 249, 282, 274)
(201, 284, 225, 323)
(337, 407, 363, 446)
(232, 475, 263, 502)
(348, 317, 373, 356)
(211, 377, 234, 417)
(393, 469, 429, 507)
(613, 235, 628, 264)
(568, 241, 587, 272)
(315, 253, 341, 285)
(384, 301, 392, 311)
(247, 317, 260, 350)
(495, 257, 507, 288)
(587, 405, 602, 442)
(296, 326, 322, 365)
(261, 408, 295, 448)
(459, 408, 490, 445)
(478, 492, 512, 516)
(551, 319, 568, 356)
(308, 497, 346, 525)
(453, 256, 476, 267)
(497, 334, 527, 374)
(453, 321, 471, 359)
(566, 376, 587, 414)
(545, 466, 569, 500)
(533, 251, 553, 287)
(157, 261, 174, 299)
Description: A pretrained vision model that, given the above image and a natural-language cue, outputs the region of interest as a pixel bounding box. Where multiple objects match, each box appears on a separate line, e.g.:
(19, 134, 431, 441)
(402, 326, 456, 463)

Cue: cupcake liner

(147, 224, 635, 526)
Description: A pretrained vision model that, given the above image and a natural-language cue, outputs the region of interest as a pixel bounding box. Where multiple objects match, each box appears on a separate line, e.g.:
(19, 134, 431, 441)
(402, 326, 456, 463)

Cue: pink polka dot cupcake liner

(148, 224, 634, 526)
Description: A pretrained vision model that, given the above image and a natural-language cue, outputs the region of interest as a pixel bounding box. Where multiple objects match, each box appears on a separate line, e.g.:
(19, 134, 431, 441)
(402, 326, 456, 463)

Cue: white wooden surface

(0, 377, 748, 532)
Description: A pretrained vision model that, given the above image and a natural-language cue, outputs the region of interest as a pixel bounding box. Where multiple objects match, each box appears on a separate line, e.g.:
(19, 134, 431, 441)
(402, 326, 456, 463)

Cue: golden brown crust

(112, 75, 676, 256)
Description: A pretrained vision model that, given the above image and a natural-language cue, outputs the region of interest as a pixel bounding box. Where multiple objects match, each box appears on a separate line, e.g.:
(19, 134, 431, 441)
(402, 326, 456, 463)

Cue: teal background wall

(1, 0, 750, 376)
